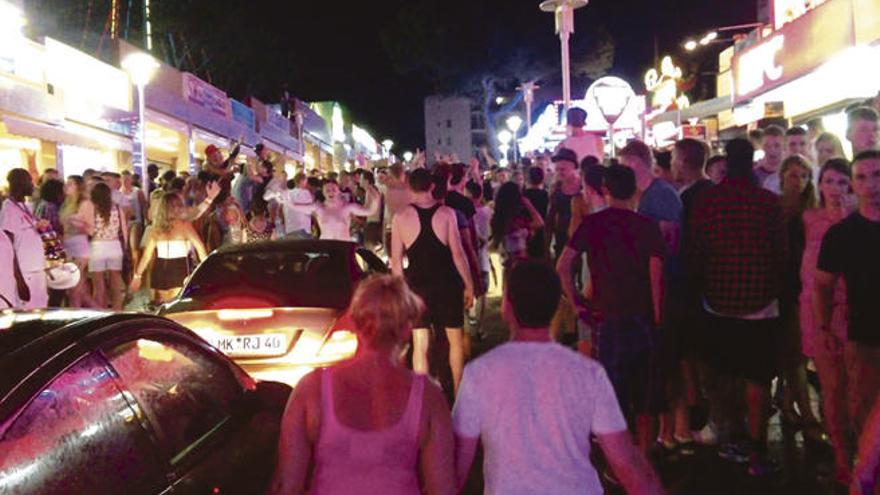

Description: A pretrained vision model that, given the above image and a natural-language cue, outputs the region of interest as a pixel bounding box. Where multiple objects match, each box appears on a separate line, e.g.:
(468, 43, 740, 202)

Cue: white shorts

(64, 234, 90, 260)
(89, 240, 123, 272)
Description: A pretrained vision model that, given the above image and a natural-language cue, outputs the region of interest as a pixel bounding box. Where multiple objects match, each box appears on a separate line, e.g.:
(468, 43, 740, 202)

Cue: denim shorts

(596, 316, 665, 417)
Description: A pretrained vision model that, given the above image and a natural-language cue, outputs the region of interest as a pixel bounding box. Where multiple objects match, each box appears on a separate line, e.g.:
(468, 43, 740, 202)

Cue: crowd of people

(2, 97, 880, 493)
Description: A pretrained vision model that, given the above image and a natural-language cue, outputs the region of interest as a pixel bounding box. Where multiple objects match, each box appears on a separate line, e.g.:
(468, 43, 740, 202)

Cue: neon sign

(644, 56, 690, 111)
(736, 35, 784, 97)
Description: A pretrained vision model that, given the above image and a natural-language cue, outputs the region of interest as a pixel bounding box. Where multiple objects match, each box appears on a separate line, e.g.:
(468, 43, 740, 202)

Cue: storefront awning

(650, 96, 733, 126)
(3, 115, 133, 152)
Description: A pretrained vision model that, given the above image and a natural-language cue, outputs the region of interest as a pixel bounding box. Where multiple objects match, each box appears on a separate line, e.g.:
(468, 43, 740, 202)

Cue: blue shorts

(596, 316, 666, 417)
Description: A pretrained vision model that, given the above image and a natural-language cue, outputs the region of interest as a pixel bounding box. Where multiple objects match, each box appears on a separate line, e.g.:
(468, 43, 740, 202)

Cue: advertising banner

(182, 72, 230, 119)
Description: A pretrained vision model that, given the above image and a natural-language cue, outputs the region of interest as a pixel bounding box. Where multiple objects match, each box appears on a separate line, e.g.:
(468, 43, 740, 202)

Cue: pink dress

(799, 209, 848, 357)
(308, 369, 424, 495)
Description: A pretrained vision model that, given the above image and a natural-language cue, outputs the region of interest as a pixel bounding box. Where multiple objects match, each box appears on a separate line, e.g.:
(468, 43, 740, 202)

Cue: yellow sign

(644, 56, 690, 111)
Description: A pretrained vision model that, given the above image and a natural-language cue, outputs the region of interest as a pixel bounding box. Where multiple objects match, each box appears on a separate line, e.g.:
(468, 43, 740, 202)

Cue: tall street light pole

(517, 81, 539, 133)
(540, 0, 588, 113)
(122, 52, 159, 202)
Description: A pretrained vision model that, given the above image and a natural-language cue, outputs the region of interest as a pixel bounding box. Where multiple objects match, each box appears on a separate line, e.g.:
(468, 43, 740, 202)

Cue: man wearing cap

(557, 107, 605, 163)
(204, 139, 242, 179)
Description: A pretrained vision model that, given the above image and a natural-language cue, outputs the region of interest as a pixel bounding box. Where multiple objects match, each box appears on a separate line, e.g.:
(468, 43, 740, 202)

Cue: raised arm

(346, 187, 380, 217)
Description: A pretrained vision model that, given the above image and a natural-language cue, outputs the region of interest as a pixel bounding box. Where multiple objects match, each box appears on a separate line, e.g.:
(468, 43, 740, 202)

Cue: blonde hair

(350, 275, 425, 350)
(154, 192, 183, 233)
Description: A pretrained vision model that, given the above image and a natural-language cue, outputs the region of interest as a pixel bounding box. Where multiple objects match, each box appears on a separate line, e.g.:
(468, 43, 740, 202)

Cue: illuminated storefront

(726, 0, 880, 153)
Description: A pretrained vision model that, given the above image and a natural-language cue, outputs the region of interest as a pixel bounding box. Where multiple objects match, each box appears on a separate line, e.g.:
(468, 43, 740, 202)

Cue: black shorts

(700, 311, 780, 384)
(151, 257, 189, 290)
(410, 282, 464, 330)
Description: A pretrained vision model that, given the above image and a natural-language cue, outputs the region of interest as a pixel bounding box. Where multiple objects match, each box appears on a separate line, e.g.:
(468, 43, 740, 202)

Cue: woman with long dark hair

(490, 182, 544, 272)
(88, 182, 128, 310)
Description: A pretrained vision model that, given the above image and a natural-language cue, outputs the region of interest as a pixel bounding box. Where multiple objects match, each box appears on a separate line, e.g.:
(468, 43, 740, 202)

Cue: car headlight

(316, 330, 358, 362)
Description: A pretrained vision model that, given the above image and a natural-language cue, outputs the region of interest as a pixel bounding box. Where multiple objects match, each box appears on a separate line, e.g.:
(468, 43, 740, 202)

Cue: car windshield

(181, 248, 354, 309)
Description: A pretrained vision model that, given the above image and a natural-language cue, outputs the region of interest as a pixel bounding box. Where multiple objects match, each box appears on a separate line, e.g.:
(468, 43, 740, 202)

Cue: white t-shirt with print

(281, 187, 314, 234)
(453, 342, 627, 495)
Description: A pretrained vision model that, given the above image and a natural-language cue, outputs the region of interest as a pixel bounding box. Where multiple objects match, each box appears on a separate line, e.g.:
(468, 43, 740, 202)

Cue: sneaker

(717, 442, 749, 464)
(747, 453, 779, 477)
(693, 422, 719, 446)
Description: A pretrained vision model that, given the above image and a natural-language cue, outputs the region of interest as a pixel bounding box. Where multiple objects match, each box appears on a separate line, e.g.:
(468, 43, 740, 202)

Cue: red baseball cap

(205, 145, 219, 156)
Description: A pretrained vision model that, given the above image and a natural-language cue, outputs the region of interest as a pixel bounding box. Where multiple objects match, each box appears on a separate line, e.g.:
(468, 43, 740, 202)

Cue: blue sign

(230, 99, 255, 130)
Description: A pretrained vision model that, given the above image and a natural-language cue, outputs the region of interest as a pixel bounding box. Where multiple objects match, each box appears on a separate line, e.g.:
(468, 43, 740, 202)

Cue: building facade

(424, 95, 475, 163)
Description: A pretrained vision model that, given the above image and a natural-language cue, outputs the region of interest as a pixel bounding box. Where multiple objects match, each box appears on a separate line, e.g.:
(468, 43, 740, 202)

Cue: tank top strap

(412, 203, 440, 226)
(320, 367, 339, 429)
(404, 374, 425, 440)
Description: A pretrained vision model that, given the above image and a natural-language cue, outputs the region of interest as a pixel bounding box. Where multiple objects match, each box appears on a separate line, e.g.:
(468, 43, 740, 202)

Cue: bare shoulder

(436, 205, 457, 222)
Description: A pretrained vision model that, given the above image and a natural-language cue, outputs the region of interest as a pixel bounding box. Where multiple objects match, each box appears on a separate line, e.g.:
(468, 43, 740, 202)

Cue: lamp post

(381, 139, 394, 159)
(506, 115, 523, 164)
(497, 129, 512, 165)
(539, 0, 588, 113)
(122, 52, 159, 201)
(403, 151, 414, 163)
(517, 81, 540, 133)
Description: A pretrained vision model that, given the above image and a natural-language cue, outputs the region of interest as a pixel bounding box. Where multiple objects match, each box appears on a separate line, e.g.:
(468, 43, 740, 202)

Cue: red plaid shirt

(689, 177, 786, 316)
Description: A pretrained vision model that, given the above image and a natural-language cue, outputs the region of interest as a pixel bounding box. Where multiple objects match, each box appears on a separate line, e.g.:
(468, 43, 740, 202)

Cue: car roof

(0, 311, 175, 400)
(211, 239, 357, 256)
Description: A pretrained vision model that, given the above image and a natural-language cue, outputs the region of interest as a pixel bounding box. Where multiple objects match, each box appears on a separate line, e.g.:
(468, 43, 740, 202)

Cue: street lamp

(506, 115, 523, 164)
(497, 130, 512, 162)
(517, 81, 540, 133)
(403, 151, 413, 163)
(539, 0, 589, 113)
(122, 52, 159, 201)
(381, 139, 394, 158)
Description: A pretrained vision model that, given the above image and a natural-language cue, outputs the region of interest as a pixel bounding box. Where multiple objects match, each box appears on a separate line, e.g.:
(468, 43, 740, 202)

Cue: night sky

(27, 0, 759, 151)
(289, 0, 757, 151)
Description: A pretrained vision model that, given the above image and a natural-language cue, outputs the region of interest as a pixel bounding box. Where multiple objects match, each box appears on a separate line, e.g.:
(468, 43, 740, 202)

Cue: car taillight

(317, 329, 358, 362)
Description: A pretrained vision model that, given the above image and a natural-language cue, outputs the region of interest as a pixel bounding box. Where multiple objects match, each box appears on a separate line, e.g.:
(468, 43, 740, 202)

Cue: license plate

(211, 334, 287, 357)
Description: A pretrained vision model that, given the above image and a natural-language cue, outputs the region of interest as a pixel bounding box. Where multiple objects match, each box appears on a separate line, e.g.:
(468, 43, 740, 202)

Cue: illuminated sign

(732, 0, 854, 103)
(182, 72, 230, 119)
(736, 35, 785, 96)
(352, 124, 378, 153)
(45, 38, 130, 112)
(644, 56, 689, 111)
(230, 99, 254, 130)
(774, 0, 827, 29)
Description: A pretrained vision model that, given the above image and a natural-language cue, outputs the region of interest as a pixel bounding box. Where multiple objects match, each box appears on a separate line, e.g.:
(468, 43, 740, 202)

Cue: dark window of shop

(0, 354, 165, 494)
(104, 337, 243, 465)
(446, 119, 452, 128)
(447, 137, 453, 146)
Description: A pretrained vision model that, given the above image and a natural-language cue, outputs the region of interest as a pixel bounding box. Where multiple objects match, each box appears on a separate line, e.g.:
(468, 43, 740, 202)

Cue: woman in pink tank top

(269, 275, 455, 495)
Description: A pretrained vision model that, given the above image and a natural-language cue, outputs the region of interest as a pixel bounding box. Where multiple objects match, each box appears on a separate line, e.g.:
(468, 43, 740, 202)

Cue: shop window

(447, 137, 452, 146)
(446, 119, 452, 128)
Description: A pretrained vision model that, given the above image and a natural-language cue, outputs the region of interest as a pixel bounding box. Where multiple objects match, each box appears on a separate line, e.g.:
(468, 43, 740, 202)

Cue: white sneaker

(693, 422, 719, 446)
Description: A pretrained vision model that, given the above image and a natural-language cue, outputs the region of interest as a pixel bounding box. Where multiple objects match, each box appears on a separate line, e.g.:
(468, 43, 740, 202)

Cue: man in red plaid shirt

(689, 138, 787, 476)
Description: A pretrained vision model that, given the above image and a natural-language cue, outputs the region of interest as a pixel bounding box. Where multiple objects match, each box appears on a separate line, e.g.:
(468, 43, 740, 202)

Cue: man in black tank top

(391, 169, 475, 395)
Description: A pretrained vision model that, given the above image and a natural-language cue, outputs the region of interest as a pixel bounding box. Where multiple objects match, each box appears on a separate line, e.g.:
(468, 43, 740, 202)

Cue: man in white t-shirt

(0, 169, 48, 309)
(556, 107, 605, 164)
(453, 260, 664, 495)
(265, 172, 314, 239)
